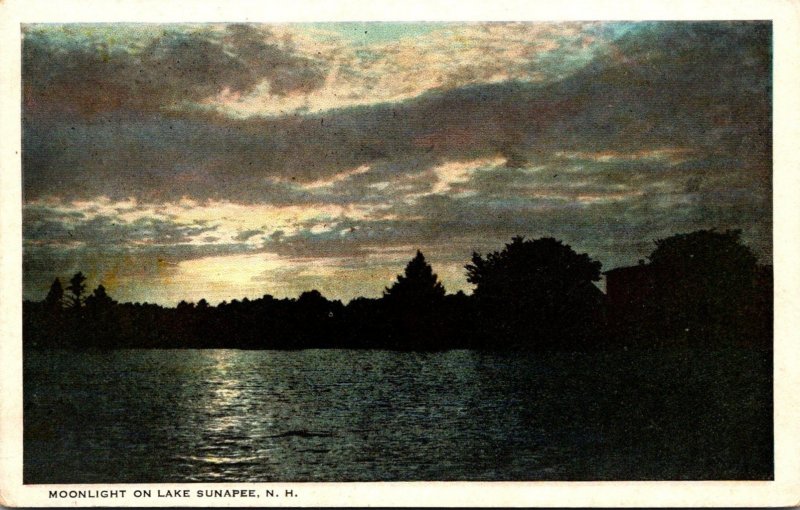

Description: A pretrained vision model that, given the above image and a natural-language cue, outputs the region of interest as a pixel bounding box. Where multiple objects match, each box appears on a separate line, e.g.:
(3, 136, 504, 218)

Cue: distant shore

(24, 231, 772, 352)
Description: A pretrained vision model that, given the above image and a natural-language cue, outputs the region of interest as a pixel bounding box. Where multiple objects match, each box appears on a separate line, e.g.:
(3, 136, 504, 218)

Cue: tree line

(23, 229, 772, 351)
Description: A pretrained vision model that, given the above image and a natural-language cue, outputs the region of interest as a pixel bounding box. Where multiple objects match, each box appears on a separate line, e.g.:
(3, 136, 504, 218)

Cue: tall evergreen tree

(66, 272, 87, 310)
(44, 278, 64, 310)
(384, 250, 445, 305)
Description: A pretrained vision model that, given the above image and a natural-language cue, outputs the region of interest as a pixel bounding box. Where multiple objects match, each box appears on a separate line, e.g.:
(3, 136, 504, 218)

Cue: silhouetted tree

(44, 278, 64, 311)
(65, 272, 87, 310)
(29, 278, 67, 348)
(466, 236, 603, 348)
(649, 229, 757, 279)
(85, 284, 115, 310)
(384, 250, 445, 305)
(381, 251, 447, 349)
(293, 290, 344, 348)
(192, 298, 214, 347)
(297, 289, 326, 307)
(646, 229, 764, 345)
(343, 296, 390, 348)
(83, 284, 119, 347)
(176, 300, 195, 311)
(467, 237, 602, 297)
(171, 300, 197, 348)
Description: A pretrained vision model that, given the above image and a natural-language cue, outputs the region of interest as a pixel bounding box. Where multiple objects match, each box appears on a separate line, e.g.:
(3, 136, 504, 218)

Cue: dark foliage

(65, 272, 87, 310)
(384, 250, 445, 305)
(381, 251, 454, 350)
(649, 229, 768, 345)
(466, 236, 604, 348)
(606, 229, 771, 348)
(44, 278, 64, 311)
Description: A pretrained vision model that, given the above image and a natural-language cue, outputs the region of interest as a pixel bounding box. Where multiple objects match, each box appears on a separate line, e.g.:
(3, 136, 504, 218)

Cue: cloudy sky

(21, 21, 771, 305)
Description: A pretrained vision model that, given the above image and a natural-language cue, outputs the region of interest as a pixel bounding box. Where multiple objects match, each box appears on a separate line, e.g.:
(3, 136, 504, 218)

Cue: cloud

(428, 157, 506, 194)
(23, 22, 770, 204)
(24, 204, 218, 247)
(302, 164, 373, 190)
(233, 229, 263, 242)
(23, 24, 327, 116)
(203, 22, 628, 118)
(21, 22, 772, 304)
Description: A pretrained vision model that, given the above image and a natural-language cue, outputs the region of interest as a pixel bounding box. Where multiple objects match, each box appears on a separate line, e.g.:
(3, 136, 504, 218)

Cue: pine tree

(66, 272, 87, 310)
(44, 278, 64, 310)
(384, 250, 445, 305)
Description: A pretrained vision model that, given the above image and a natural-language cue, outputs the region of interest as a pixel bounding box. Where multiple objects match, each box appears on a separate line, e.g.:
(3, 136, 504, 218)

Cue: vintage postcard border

(1, 0, 799, 507)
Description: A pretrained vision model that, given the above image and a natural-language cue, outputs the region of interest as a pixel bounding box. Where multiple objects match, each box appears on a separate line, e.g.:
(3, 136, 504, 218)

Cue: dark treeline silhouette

(23, 229, 772, 351)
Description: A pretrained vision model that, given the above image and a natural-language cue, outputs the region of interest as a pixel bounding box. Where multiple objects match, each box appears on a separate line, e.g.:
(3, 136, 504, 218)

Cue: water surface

(24, 348, 772, 482)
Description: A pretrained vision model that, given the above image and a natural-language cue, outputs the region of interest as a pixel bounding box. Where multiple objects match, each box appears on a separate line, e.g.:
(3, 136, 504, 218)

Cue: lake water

(24, 348, 772, 482)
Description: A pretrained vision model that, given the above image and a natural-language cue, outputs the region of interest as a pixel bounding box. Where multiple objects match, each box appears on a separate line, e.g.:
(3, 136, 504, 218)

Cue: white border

(1, 0, 799, 507)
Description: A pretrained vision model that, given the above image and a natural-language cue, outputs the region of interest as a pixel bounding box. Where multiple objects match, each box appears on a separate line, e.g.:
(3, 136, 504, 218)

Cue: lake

(24, 348, 772, 482)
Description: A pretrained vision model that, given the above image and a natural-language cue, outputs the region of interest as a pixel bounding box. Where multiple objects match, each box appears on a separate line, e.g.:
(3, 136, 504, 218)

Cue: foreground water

(24, 348, 772, 482)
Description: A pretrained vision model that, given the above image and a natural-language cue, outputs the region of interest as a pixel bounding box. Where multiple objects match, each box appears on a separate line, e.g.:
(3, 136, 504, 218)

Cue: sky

(21, 21, 772, 305)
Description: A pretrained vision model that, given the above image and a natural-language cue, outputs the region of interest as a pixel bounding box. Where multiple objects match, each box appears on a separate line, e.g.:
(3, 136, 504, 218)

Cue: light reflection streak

(188, 350, 276, 469)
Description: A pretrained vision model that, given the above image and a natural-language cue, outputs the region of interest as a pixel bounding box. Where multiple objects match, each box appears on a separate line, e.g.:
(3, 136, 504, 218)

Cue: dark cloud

(264, 183, 769, 272)
(256, 134, 771, 267)
(24, 22, 769, 205)
(22, 24, 327, 116)
(23, 207, 218, 246)
(233, 229, 263, 242)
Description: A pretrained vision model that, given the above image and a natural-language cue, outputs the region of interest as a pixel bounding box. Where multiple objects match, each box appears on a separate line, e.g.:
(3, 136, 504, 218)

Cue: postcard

(1, 0, 799, 507)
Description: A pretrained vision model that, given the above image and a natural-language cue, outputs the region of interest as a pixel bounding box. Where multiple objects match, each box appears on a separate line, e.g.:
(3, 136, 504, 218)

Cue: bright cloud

(203, 22, 627, 118)
(302, 164, 372, 190)
(429, 156, 507, 194)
